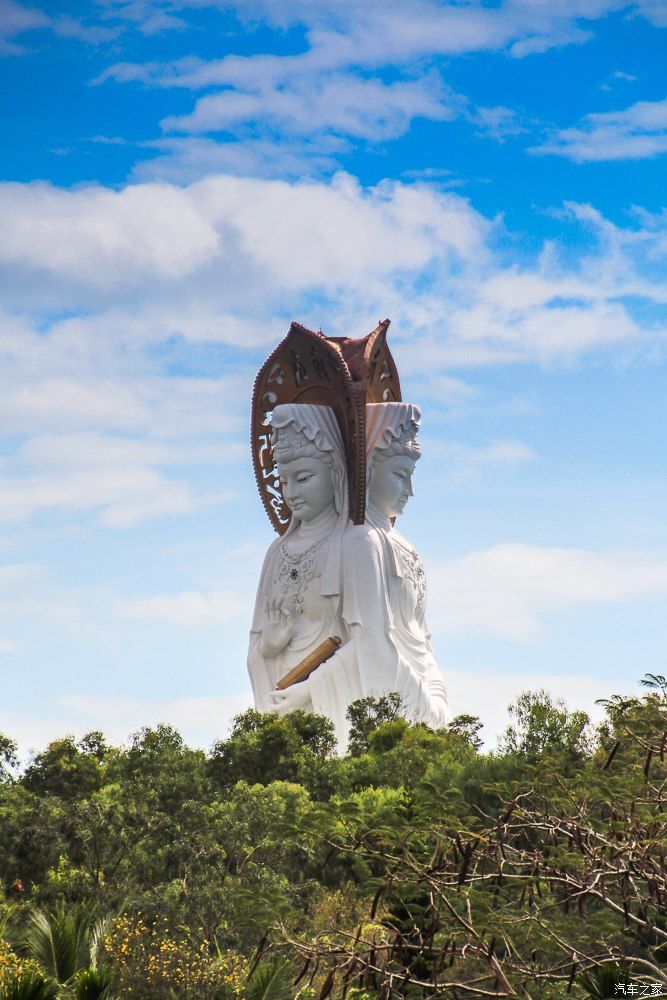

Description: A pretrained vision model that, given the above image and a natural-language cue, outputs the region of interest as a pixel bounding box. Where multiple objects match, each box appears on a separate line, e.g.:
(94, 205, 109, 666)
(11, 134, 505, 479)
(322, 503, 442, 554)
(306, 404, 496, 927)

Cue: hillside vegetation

(0, 680, 666, 998)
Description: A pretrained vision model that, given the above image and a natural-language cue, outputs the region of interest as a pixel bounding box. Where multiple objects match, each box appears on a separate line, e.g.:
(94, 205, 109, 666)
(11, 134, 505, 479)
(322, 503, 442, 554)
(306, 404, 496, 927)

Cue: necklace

(276, 536, 326, 614)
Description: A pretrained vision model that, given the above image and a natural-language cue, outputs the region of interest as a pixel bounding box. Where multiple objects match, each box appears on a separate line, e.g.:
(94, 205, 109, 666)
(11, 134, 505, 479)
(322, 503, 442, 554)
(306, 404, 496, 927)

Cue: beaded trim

(275, 537, 327, 614)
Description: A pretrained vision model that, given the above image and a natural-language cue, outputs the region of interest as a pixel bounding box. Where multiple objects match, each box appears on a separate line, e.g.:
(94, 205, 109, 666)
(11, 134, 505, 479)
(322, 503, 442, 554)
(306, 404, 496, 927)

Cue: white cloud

(531, 96, 667, 162)
(446, 668, 641, 747)
(97, 2, 666, 84)
(162, 71, 460, 141)
(52, 14, 119, 44)
(0, 173, 664, 531)
(427, 543, 667, 641)
(0, 466, 201, 527)
(0, 181, 221, 290)
(0, 562, 44, 589)
(433, 440, 537, 482)
(473, 105, 526, 142)
(0, 691, 254, 756)
(0, 0, 48, 55)
(115, 588, 245, 626)
(0, 2, 125, 55)
(133, 136, 344, 183)
(91, 0, 667, 174)
(0, 175, 486, 309)
(0, 675, 642, 754)
(635, 0, 667, 26)
(0, 431, 236, 528)
(0, 563, 88, 629)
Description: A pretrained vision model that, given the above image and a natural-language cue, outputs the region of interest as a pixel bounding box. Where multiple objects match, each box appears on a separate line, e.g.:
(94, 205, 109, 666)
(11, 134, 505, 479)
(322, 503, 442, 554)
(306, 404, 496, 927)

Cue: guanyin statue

(247, 402, 353, 716)
(362, 401, 450, 727)
(247, 321, 449, 746)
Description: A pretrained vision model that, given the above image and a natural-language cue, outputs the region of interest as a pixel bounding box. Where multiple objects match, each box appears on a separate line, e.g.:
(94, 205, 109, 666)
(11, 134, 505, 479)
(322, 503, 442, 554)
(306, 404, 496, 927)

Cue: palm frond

(578, 964, 631, 998)
(23, 909, 77, 983)
(71, 966, 117, 1000)
(20, 903, 100, 983)
(0, 970, 59, 1000)
(247, 958, 294, 1000)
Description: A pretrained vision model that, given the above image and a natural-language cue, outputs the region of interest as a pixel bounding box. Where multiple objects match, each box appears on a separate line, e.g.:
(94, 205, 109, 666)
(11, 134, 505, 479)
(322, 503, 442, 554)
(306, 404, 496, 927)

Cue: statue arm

(247, 538, 289, 708)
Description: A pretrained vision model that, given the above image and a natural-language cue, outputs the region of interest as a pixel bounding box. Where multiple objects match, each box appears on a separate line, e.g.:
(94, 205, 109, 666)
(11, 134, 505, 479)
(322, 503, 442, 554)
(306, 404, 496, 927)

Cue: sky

(1, 0, 666, 755)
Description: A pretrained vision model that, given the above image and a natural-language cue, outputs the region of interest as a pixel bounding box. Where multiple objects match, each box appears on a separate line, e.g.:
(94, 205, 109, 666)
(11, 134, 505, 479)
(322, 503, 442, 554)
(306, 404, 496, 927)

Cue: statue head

(365, 403, 421, 521)
(271, 403, 348, 526)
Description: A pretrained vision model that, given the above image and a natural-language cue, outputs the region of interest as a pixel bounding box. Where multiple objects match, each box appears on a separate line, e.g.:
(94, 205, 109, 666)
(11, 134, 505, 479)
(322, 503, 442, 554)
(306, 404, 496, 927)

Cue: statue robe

(248, 518, 449, 749)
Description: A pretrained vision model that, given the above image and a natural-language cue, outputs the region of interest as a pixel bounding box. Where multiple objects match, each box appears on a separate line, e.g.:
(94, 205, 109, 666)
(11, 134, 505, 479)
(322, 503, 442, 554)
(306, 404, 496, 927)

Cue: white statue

(247, 403, 351, 717)
(362, 402, 450, 728)
(248, 400, 449, 747)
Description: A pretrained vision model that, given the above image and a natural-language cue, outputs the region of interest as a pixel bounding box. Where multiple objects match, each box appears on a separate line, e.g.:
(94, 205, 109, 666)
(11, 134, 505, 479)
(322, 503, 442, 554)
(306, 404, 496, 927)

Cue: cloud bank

(0, 172, 664, 532)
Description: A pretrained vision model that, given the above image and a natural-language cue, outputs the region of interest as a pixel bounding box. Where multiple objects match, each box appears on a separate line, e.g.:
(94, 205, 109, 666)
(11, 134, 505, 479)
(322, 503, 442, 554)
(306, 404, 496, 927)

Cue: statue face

(369, 454, 416, 519)
(278, 456, 335, 522)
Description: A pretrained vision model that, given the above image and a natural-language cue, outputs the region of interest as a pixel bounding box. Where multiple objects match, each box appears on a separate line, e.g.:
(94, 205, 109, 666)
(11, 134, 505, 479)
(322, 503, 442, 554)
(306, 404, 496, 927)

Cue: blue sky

(1, 0, 666, 753)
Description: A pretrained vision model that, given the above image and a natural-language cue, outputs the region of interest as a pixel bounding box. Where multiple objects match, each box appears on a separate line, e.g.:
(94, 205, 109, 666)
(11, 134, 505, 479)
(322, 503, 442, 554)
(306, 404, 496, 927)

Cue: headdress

(366, 402, 422, 474)
(271, 403, 347, 519)
(252, 319, 401, 533)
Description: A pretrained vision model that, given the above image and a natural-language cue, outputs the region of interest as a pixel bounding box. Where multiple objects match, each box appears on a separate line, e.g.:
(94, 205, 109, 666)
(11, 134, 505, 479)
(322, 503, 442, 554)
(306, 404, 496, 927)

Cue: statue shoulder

(342, 522, 386, 559)
(344, 522, 380, 543)
(258, 533, 284, 568)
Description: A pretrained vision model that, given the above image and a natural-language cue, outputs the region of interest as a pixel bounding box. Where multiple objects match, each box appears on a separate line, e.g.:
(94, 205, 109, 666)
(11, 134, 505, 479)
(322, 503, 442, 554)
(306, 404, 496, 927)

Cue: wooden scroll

(276, 636, 342, 690)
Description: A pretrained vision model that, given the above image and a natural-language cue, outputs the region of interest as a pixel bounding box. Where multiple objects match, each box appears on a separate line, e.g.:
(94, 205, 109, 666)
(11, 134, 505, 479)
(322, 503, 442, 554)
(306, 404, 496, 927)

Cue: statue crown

(272, 427, 328, 462)
(375, 420, 421, 461)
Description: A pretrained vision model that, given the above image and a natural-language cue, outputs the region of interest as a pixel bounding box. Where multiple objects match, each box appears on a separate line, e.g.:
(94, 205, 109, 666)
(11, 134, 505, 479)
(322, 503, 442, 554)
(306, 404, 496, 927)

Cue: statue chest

(272, 536, 327, 620)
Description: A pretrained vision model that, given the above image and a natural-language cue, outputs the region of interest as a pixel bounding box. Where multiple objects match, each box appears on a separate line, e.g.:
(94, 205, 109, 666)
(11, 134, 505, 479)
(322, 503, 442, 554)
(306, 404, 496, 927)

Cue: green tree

(0, 970, 59, 1000)
(498, 689, 593, 762)
(15, 903, 111, 986)
(0, 735, 18, 783)
(22, 738, 104, 801)
(345, 693, 405, 756)
(447, 712, 483, 751)
(208, 710, 337, 797)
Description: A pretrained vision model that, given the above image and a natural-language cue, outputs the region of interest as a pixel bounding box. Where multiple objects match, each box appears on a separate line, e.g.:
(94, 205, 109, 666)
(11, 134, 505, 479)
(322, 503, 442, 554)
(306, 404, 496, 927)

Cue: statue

(247, 402, 352, 715)
(363, 402, 450, 727)
(247, 321, 449, 747)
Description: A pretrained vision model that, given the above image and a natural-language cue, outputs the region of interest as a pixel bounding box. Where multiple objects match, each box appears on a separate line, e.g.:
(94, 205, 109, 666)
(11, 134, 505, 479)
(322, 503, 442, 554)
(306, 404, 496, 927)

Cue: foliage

(0, 684, 666, 997)
(208, 710, 338, 798)
(0, 737, 18, 784)
(247, 958, 293, 1000)
(345, 693, 405, 756)
(70, 966, 116, 1000)
(14, 904, 109, 984)
(498, 688, 594, 762)
(0, 970, 59, 1000)
(447, 713, 484, 751)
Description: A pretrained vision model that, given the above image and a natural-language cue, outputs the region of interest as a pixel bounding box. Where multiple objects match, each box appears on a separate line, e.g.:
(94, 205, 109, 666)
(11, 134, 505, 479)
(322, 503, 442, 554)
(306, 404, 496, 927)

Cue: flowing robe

(248, 520, 449, 748)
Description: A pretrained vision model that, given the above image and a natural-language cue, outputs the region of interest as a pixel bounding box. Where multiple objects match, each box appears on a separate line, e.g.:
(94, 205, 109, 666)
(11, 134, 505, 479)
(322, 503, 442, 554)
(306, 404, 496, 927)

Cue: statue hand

(267, 680, 310, 713)
(260, 596, 294, 657)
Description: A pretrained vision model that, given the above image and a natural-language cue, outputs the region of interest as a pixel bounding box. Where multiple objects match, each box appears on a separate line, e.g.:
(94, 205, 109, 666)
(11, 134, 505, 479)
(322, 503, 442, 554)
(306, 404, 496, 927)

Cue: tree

(208, 710, 337, 796)
(5, 903, 115, 998)
(277, 681, 667, 997)
(0, 735, 18, 783)
(498, 689, 593, 762)
(0, 970, 59, 1000)
(346, 693, 405, 756)
(447, 713, 483, 751)
(22, 739, 103, 801)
